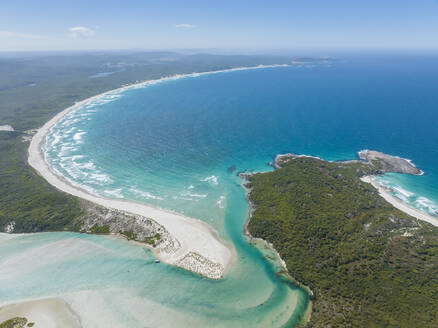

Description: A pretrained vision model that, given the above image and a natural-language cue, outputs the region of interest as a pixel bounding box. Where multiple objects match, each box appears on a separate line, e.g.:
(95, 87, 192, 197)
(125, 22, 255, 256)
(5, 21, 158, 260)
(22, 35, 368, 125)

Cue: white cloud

(69, 26, 95, 39)
(175, 24, 196, 29)
(0, 31, 43, 39)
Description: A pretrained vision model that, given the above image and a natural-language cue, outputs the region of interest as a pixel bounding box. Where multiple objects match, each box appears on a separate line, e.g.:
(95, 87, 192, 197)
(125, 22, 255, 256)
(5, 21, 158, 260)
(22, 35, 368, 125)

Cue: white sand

(0, 298, 81, 328)
(361, 176, 438, 227)
(26, 67, 291, 278)
(0, 125, 14, 132)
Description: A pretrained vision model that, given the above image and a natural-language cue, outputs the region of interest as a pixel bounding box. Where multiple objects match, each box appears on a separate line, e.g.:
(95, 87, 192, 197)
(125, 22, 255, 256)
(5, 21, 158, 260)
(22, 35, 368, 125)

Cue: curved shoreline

(26, 65, 291, 279)
(361, 176, 438, 227)
(273, 152, 438, 227)
(240, 175, 313, 327)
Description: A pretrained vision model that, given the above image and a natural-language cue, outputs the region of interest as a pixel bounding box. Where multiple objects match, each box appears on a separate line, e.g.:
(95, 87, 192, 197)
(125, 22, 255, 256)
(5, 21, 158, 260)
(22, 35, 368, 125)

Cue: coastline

(30, 123, 235, 278)
(240, 177, 313, 327)
(26, 65, 304, 279)
(273, 152, 437, 228)
(242, 151, 438, 326)
(361, 175, 438, 227)
(244, 152, 438, 327)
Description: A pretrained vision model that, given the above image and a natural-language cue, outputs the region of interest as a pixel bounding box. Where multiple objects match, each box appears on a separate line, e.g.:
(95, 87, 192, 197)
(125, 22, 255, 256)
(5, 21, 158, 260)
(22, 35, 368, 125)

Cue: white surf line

(28, 65, 300, 279)
(361, 176, 438, 227)
(0, 124, 14, 132)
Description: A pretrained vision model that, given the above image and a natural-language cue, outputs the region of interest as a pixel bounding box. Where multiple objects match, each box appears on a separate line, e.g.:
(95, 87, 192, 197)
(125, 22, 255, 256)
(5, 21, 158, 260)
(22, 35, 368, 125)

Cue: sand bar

(361, 176, 438, 227)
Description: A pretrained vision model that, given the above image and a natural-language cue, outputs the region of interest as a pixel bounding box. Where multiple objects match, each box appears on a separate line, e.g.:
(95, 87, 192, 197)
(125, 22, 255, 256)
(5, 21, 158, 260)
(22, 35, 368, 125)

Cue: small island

(245, 151, 438, 327)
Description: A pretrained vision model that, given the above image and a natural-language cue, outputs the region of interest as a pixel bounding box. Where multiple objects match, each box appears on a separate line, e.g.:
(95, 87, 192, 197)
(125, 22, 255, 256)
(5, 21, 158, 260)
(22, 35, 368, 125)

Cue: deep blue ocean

(1, 53, 438, 327)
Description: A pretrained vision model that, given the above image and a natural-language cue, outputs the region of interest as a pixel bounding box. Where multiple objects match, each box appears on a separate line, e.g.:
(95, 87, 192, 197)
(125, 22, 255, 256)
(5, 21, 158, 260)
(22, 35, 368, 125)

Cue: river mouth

(26, 66, 312, 327)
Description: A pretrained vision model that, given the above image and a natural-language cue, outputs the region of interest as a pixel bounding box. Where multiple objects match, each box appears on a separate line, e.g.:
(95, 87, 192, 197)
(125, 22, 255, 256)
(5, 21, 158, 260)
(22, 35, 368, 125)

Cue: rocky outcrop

(176, 252, 224, 279)
(358, 150, 423, 175)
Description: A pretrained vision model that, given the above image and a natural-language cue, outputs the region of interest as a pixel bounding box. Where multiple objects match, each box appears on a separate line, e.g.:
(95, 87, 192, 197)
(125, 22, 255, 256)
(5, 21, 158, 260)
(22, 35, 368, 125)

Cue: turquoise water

(2, 53, 438, 327)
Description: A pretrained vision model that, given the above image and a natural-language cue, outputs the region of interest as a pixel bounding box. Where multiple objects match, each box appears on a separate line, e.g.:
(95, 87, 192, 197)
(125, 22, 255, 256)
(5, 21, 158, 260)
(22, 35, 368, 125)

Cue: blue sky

(1, 0, 438, 51)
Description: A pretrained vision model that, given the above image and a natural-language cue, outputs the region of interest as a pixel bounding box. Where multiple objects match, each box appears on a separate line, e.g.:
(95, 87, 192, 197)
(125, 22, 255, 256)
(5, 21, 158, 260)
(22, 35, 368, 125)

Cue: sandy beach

(361, 176, 438, 227)
(28, 67, 316, 279)
(0, 298, 81, 328)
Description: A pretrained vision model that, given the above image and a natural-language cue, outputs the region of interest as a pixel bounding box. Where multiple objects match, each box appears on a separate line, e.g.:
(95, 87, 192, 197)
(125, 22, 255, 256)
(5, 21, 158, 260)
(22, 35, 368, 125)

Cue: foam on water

(374, 175, 438, 217)
(217, 195, 226, 209)
(129, 188, 165, 201)
(73, 131, 86, 142)
(201, 175, 219, 185)
(103, 188, 125, 199)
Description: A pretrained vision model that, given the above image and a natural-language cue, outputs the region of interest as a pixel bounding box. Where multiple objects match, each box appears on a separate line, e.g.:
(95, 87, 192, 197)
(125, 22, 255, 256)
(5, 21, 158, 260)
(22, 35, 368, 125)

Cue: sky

(1, 0, 438, 52)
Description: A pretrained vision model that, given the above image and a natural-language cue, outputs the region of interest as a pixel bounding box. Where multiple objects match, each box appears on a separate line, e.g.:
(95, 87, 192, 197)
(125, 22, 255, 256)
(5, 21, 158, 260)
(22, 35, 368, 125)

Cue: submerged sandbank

(0, 298, 81, 328)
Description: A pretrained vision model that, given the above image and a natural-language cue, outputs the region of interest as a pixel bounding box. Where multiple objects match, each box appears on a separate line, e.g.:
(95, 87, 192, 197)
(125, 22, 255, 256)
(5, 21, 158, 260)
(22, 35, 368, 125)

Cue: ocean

(1, 53, 437, 327)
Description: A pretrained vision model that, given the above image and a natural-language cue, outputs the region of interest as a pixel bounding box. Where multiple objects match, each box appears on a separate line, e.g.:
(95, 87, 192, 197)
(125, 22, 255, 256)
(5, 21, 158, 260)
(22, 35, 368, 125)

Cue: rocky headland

(244, 150, 438, 327)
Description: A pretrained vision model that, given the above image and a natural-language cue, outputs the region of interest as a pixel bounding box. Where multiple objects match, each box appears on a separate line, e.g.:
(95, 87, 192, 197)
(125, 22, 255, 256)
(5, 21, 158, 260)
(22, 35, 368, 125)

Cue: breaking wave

(375, 176, 438, 217)
(201, 175, 219, 185)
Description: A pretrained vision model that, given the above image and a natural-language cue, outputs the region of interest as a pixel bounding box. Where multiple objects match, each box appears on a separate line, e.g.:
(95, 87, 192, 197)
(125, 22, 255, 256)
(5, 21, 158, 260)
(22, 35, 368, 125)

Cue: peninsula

(245, 151, 438, 327)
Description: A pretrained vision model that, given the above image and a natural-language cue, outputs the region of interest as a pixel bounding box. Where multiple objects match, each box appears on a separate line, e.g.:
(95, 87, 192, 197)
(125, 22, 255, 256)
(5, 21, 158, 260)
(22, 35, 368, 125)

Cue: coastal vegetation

(0, 317, 32, 328)
(0, 131, 82, 232)
(120, 230, 162, 246)
(89, 223, 111, 234)
(88, 224, 161, 245)
(246, 156, 438, 327)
